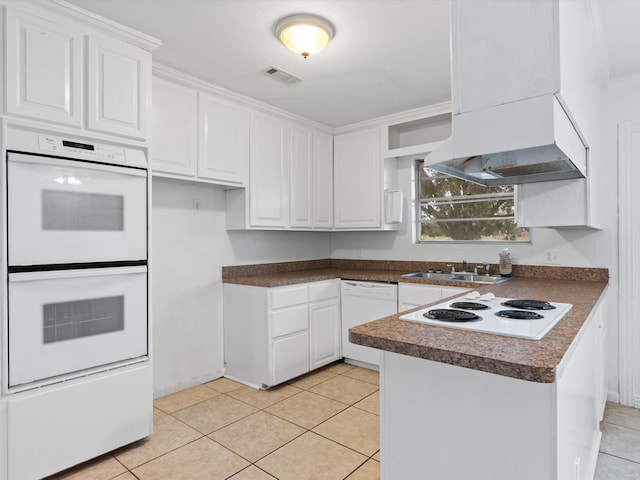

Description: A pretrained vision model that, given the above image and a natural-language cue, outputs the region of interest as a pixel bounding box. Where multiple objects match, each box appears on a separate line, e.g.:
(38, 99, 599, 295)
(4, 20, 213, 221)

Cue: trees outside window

(417, 161, 530, 242)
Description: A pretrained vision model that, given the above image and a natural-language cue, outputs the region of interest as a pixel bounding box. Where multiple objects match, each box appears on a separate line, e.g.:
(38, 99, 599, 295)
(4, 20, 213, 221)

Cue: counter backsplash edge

(222, 259, 609, 283)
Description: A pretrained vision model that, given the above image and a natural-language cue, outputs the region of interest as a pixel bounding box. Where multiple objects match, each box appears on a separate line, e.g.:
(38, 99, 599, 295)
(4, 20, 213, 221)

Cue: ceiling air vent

(265, 65, 302, 84)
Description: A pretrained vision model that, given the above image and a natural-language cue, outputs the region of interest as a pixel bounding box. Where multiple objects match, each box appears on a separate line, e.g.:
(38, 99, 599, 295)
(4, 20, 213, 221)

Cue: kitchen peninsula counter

(350, 277, 608, 383)
(223, 259, 609, 479)
(223, 259, 608, 384)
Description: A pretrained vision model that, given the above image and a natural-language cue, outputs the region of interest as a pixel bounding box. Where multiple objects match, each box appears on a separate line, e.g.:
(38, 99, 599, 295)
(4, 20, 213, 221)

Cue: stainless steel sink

(401, 272, 456, 281)
(451, 274, 509, 284)
(401, 271, 510, 284)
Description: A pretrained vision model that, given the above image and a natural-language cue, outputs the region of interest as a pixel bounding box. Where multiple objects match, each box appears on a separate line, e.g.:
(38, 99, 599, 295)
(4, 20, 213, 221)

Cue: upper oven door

(7, 152, 147, 267)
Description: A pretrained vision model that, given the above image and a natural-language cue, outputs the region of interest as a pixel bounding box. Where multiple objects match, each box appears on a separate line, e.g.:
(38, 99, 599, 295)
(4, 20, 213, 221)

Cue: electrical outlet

(357, 248, 364, 258)
(193, 198, 201, 214)
(544, 250, 559, 265)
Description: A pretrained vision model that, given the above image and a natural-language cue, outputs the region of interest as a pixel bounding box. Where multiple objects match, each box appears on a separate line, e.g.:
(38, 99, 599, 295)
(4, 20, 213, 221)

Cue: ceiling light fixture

(275, 14, 335, 59)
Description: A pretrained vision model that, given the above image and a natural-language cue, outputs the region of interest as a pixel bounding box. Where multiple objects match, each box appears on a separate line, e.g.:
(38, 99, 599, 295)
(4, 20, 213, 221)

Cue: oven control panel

(38, 134, 126, 164)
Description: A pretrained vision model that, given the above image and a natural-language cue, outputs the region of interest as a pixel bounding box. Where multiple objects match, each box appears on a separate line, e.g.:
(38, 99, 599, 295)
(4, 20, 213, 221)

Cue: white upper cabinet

(3, 3, 159, 140)
(5, 7, 83, 127)
(249, 111, 289, 228)
(87, 34, 151, 139)
(151, 77, 198, 176)
(334, 128, 382, 229)
(289, 124, 314, 228)
(312, 131, 334, 229)
(452, 0, 558, 114)
(198, 93, 249, 186)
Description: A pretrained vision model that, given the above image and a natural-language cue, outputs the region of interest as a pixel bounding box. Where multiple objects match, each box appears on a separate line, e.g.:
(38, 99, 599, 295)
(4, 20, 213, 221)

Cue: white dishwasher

(341, 280, 398, 368)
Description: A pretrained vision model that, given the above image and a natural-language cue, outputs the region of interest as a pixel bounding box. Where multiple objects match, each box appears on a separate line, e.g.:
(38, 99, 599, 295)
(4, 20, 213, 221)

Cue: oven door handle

(9, 265, 147, 282)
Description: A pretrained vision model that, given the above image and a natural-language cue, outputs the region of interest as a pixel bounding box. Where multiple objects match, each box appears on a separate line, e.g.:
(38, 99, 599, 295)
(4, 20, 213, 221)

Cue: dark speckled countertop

(222, 259, 609, 383)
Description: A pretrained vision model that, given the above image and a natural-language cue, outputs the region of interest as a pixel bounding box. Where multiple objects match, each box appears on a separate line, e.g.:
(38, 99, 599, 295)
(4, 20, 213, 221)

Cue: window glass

(417, 161, 530, 243)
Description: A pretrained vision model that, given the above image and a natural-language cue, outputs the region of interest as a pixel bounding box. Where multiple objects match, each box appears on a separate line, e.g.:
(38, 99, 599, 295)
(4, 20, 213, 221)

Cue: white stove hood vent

(426, 94, 588, 186)
(424, 0, 590, 186)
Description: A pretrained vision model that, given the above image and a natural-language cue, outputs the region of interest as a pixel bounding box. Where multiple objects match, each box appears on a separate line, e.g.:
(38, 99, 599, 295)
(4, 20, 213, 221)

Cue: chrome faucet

(474, 262, 491, 276)
(447, 260, 468, 274)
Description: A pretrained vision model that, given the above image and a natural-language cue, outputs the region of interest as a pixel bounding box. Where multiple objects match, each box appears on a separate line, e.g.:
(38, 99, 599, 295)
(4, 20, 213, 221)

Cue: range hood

(424, 0, 589, 186)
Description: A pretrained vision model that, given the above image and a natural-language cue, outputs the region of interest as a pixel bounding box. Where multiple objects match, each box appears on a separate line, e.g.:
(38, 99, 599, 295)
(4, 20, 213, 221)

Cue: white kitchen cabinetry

(309, 282, 341, 369)
(383, 108, 452, 160)
(334, 128, 382, 229)
(398, 283, 469, 312)
(289, 124, 313, 228)
(4, 7, 83, 127)
(198, 93, 249, 185)
(312, 131, 334, 228)
(86, 34, 151, 139)
(151, 77, 198, 176)
(226, 112, 334, 230)
(151, 72, 249, 185)
(289, 127, 334, 229)
(516, 178, 598, 229)
(3, 3, 158, 140)
(249, 111, 289, 228)
(224, 279, 340, 389)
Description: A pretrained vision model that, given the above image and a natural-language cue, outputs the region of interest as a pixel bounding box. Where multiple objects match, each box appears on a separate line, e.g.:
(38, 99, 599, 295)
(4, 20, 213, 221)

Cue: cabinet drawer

(308, 280, 340, 302)
(271, 305, 308, 338)
(270, 285, 308, 309)
(271, 331, 309, 385)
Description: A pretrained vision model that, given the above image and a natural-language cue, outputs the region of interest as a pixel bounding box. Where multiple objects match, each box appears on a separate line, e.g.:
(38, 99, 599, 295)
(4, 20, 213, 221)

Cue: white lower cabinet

(398, 283, 469, 312)
(309, 298, 341, 370)
(224, 279, 340, 389)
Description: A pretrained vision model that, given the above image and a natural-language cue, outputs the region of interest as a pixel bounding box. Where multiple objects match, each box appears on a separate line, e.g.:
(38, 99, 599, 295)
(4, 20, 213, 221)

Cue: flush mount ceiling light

(275, 14, 335, 59)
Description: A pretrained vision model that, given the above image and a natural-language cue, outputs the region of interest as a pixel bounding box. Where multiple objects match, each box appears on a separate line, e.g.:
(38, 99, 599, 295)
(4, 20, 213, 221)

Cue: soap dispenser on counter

(499, 248, 512, 277)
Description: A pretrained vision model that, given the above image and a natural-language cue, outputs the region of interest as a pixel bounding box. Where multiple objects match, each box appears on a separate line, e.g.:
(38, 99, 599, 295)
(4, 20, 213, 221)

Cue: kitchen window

(415, 160, 530, 243)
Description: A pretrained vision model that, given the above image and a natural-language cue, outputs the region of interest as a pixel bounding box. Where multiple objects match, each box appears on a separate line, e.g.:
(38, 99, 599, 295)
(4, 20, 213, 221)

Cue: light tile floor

(595, 402, 640, 479)
(46, 362, 381, 480)
(44, 365, 640, 480)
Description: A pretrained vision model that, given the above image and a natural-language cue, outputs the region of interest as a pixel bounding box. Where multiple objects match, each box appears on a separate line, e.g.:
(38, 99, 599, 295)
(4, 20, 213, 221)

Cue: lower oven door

(8, 266, 148, 388)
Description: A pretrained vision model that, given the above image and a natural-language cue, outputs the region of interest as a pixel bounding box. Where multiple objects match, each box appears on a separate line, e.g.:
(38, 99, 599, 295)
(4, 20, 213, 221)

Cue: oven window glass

(43, 296, 124, 344)
(42, 190, 124, 231)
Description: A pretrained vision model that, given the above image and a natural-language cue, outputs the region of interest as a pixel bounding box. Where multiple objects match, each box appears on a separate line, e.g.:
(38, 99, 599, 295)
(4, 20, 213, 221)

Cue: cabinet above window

(383, 104, 452, 159)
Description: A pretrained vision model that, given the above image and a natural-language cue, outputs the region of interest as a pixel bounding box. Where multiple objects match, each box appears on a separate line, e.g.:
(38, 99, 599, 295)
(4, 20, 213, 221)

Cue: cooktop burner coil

(495, 310, 544, 320)
(424, 309, 482, 323)
(501, 299, 556, 310)
(450, 302, 490, 310)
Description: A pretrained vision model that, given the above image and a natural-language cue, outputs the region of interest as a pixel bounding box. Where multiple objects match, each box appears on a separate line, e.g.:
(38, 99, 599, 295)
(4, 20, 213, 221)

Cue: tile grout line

(597, 451, 640, 466)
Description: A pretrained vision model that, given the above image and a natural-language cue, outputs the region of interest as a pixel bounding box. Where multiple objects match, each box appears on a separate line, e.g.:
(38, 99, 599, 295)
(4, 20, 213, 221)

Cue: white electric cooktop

(400, 292, 573, 340)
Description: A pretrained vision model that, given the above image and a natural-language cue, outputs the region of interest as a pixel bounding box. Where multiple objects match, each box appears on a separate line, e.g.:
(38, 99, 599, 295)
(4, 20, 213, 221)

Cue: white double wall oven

(1, 123, 152, 480)
(6, 134, 149, 390)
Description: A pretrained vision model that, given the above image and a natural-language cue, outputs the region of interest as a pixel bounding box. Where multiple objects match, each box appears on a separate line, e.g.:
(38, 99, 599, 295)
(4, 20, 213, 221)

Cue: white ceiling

(66, 0, 640, 128)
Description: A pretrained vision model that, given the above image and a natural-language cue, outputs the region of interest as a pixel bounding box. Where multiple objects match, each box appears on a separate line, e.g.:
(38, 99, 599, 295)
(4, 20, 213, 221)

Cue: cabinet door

(290, 124, 313, 228)
(440, 286, 469, 299)
(151, 77, 197, 176)
(398, 283, 443, 312)
(271, 331, 310, 386)
(5, 8, 83, 127)
(313, 131, 334, 228)
(87, 34, 151, 139)
(250, 112, 289, 227)
(334, 128, 382, 228)
(516, 178, 592, 228)
(309, 298, 341, 370)
(198, 94, 249, 186)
